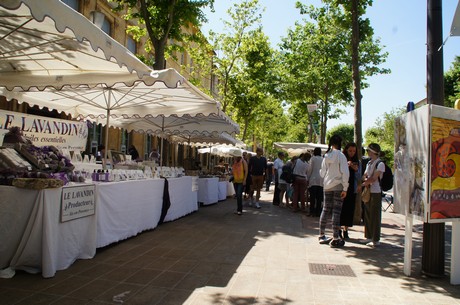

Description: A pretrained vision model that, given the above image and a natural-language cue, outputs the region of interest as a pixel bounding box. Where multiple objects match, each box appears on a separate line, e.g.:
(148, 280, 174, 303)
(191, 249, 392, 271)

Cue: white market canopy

(0, 0, 154, 90)
(198, 145, 255, 157)
(1, 76, 238, 137)
(451, 1, 460, 36)
(0, 0, 239, 148)
(172, 132, 244, 147)
(273, 142, 328, 157)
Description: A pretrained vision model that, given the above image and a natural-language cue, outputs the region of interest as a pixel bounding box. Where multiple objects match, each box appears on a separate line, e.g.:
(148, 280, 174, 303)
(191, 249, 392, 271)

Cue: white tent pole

(160, 117, 164, 167)
(104, 108, 110, 169)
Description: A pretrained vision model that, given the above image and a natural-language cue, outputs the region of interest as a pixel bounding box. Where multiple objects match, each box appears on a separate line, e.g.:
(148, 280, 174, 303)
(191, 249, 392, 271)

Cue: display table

(197, 177, 219, 205)
(95, 179, 165, 248)
(164, 176, 198, 222)
(218, 181, 228, 201)
(0, 185, 97, 278)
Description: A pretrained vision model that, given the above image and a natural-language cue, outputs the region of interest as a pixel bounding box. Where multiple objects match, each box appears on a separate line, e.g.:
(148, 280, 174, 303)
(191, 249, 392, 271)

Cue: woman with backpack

(361, 143, 385, 248)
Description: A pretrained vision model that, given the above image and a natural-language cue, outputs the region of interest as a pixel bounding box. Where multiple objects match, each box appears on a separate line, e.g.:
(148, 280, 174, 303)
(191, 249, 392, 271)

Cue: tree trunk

(351, 0, 363, 158)
(153, 39, 166, 70)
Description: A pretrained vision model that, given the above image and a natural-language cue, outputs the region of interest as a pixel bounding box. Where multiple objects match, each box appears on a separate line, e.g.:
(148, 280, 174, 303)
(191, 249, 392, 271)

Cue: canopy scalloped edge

(0, 0, 153, 81)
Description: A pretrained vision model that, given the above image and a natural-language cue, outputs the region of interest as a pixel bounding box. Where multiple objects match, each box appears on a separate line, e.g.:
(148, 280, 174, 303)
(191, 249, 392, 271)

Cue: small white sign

(61, 185, 96, 222)
(307, 104, 317, 112)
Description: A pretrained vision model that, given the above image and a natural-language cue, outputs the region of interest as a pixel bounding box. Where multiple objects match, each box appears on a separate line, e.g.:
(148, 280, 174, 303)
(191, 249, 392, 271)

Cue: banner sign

(61, 185, 96, 222)
(0, 109, 88, 151)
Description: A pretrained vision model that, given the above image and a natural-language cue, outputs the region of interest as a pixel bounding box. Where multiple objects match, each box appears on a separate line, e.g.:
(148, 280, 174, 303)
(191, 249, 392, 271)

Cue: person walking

(248, 147, 267, 209)
(361, 143, 385, 248)
(231, 149, 248, 215)
(265, 159, 274, 191)
(272, 151, 285, 205)
(318, 134, 349, 248)
(340, 143, 361, 239)
(291, 153, 310, 212)
(307, 147, 323, 217)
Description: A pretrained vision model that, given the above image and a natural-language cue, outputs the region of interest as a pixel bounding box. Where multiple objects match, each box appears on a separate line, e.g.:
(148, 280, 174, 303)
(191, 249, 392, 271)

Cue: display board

(395, 104, 460, 223)
(430, 105, 460, 222)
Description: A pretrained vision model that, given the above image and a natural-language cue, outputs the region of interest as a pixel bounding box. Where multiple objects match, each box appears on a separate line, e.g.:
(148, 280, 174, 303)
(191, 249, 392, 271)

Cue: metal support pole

(423, 0, 445, 277)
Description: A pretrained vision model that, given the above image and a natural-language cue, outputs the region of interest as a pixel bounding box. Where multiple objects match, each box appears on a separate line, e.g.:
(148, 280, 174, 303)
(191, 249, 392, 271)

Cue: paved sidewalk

(0, 189, 458, 305)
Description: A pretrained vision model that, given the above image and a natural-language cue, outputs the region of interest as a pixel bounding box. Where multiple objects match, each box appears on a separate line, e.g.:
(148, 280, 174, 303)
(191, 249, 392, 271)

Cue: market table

(0, 185, 97, 278)
(96, 179, 165, 248)
(164, 176, 198, 222)
(197, 177, 219, 205)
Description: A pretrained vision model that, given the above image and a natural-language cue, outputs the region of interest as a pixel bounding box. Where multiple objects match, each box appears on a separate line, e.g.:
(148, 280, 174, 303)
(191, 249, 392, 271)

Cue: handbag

(361, 186, 371, 203)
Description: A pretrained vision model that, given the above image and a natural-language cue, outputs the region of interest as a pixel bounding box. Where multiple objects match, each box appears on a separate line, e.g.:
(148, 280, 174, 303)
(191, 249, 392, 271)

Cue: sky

(201, 0, 460, 133)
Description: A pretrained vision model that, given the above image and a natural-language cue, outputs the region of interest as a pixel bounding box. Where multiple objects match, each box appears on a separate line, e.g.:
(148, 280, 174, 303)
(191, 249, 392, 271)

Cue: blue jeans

(234, 183, 244, 212)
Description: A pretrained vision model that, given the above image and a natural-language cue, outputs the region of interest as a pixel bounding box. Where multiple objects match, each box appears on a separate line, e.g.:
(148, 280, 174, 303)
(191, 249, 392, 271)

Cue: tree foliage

(111, 0, 214, 70)
(326, 124, 354, 146)
(279, 4, 352, 144)
(364, 107, 404, 167)
(208, 0, 263, 112)
(444, 55, 460, 108)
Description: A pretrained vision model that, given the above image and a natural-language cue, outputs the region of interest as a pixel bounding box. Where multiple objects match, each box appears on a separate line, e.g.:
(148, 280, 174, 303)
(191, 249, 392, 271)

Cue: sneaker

(255, 202, 261, 209)
(361, 238, 372, 244)
(318, 235, 332, 245)
(330, 239, 345, 248)
(366, 241, 380, 248)
(237, 211, 242, 216)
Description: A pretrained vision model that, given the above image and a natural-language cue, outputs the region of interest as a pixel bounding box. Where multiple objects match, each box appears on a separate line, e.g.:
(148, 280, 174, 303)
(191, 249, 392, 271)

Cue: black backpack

(280, 164, 293, 183)
(377, 160, 393, 192)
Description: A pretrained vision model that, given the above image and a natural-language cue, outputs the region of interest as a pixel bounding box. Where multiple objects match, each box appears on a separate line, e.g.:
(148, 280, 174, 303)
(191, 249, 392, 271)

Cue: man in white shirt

(272, 151, 285, 205)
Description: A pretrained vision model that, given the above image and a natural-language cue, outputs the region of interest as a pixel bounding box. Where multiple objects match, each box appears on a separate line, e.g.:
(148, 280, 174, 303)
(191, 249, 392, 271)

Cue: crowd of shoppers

(231, 136, 386, 250)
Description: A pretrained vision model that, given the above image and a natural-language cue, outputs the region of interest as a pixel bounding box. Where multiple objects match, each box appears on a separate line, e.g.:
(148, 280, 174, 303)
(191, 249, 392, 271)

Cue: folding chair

(382, 192, 394, 212)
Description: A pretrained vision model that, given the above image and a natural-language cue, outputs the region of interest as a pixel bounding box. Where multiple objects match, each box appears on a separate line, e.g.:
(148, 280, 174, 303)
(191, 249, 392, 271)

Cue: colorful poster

(430, 107, 460, 221)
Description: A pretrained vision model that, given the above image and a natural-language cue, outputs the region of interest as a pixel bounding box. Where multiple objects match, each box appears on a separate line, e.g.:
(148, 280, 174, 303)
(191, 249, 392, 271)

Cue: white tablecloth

(164, 176, 198, 222)
(218, 181, 227, 201)
(96, 179, 165, 248)
(0, 185, 97, 278)
(197, 177, 219, 205)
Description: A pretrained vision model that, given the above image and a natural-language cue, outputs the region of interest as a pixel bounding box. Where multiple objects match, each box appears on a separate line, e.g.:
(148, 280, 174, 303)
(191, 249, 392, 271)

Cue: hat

(367, 143, 381, 154)
(232, 149, 242, 157)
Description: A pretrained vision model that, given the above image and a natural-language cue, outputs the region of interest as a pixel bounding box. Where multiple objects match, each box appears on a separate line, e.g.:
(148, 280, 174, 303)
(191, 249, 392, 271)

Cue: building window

(61, 0, 79, 11)
(90, 11, 111, 36)
(127, 36, 137, 54)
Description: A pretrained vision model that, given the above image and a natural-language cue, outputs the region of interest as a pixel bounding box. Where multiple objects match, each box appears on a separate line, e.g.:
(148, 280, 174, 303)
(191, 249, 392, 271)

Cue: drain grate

(309, 263, 356, 277)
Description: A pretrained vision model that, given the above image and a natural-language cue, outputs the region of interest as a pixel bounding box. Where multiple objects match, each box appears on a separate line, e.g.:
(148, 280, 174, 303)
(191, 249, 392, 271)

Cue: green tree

(364, 107, 404, 167)
(208, 0, 263, 112)
(326, 124, 354, 146)
(111, 0, 214, 70)
(227, 28, 274, 141)
(323, 0, 390, 158)
(444, 55, 460, 108)
(279, 4, 352, 144)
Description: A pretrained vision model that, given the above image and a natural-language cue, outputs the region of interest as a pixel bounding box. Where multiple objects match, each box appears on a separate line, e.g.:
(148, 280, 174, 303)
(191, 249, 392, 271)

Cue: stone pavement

(1, 188, 459, 305)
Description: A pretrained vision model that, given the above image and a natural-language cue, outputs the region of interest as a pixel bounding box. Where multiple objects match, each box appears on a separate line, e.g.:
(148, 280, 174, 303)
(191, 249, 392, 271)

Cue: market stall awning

(0, 76, 237, 134)
(0, 0, 154, 90)
(171, 132, 245, 147)
(451, 0, 460, 36)
(273, 142, 328, 157)
(198, 145, 254, 157)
